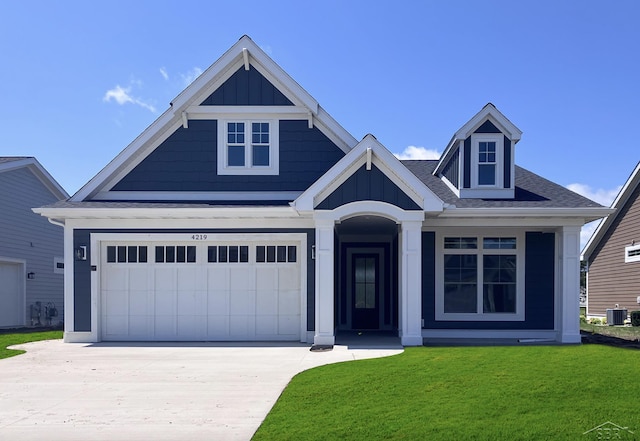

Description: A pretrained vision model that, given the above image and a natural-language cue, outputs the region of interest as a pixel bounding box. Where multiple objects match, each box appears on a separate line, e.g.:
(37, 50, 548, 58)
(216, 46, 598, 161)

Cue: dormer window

(471, 134, 504, 189)
(217, 119, 279, 175)
(433, 104, 520, 200)
(478, 141, 496, 185)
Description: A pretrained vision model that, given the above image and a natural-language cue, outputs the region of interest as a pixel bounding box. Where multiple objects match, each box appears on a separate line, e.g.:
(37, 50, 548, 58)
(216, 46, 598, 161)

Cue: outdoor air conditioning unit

(606, 308, 627, 326)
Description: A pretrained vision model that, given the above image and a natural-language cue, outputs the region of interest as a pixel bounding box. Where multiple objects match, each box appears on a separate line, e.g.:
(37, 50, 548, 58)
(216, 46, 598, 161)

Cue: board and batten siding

(0, 167, 64, 325)
(587, 183, 640, 316)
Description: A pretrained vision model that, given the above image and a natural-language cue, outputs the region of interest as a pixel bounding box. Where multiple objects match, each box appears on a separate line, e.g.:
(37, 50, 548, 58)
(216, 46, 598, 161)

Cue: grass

(0, 330, 63, 360)
(581, 322, 640, 341)
(254, 345, 640, 440)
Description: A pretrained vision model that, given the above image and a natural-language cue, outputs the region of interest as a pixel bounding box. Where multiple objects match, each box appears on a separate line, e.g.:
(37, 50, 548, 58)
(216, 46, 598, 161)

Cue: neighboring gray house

(0, 157, 68, 327)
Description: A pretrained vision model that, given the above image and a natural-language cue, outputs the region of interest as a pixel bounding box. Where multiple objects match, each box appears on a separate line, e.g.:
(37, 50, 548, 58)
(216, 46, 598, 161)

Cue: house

(1, 157, 68, 327)
(34, 36, 609, 345)
(582, 161, 640, 318)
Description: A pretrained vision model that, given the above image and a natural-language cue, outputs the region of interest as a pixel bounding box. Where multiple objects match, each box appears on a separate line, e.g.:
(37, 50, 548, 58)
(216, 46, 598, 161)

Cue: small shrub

(589, 317, 606, 325)
(631, 311, 640, 327)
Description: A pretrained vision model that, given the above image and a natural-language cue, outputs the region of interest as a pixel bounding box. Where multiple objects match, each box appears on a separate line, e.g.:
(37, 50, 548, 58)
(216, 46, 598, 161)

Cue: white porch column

(400, 220, 423, 346)
(314, 219, 335, 346)
(558, 225, 582, 343)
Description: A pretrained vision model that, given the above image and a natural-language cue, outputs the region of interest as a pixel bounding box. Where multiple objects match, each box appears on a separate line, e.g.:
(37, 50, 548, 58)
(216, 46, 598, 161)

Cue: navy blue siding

(110, 120, 344, 195)
(316, 164, 421, 210)
(200, 66, 293, 106)
(421, 232, 436, 325)
(523, 232, 555, 329)
(441, 148, 459, 188)
(73, 230, 92, 332)
(422, 231, 555, 330)
(73, 228, 315, 334)
(504, 137, 511, 188)
(463, 138, 471, 188)
(474, 120, 501, 133)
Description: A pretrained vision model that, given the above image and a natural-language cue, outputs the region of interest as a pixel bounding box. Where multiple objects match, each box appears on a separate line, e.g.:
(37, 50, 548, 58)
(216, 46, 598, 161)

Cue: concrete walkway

(0, 340, 402, 441)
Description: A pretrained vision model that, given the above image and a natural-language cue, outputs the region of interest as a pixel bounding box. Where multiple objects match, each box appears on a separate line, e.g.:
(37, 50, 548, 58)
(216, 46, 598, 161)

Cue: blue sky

(2, 1, 638, 245)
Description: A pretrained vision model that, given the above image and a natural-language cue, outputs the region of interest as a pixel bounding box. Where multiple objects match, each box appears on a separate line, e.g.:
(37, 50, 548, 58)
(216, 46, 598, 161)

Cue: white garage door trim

(0, 257, 26, 328)
(91, 233, 307, 342)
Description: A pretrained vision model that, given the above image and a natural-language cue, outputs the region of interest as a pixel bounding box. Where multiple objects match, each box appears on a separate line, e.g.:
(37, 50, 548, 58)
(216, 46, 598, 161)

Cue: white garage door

(100, 239, 302, 341)
(0, 261, 24, 327)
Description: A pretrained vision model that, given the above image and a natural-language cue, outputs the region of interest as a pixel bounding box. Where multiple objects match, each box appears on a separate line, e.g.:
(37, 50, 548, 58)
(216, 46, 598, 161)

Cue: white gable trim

(72, 35, 357, 202)
(293, 134, 444, 213)
(434, 103, 522, 176)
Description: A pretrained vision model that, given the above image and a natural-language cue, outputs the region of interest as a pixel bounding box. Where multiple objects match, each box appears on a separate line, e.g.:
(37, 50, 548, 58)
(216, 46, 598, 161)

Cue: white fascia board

(313, 105, 358, 153)
(33, 206, 300, 220)
(92, 191, 302, 201)
(433, 136, 459, 176)
(454, 104, 522, 142)
(62, 216, 314, 230)
(582, 160, 640, 260)
(439, 207, 613, 221)
(367, 139, 444, 212)
(185, 105, 310, 120)
(294, 134, 443, 213)
(73, 36, 356, 202)
(71, 111, 180, 201)
(435, 106, 523, 178)
(171, 36, 317, 114)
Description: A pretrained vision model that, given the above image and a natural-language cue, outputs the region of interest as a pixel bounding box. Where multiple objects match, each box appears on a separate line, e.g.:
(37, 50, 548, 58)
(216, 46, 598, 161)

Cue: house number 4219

(191, 234, 208, 240)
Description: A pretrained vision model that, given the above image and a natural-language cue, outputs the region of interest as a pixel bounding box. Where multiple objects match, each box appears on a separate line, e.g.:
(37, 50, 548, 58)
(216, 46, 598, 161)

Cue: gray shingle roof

(402, 160, 602, 208)
(38, 161, 602, 210)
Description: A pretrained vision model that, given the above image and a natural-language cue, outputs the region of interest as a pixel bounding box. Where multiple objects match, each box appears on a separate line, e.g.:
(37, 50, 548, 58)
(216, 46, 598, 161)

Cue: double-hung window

(218, 120, 279, 175)
(437, 232, 524, 321)
(471, 134, 503, 188)
(478, 141, 496, 185)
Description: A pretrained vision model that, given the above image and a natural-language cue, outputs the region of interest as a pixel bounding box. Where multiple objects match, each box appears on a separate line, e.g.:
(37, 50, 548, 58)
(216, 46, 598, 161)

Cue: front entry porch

(312, 201, 425, 347)
(335, 216, 398, 333)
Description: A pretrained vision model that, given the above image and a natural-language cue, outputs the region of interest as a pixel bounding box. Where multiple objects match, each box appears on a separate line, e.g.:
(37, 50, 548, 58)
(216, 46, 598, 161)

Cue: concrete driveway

(0, 339, 402, 441)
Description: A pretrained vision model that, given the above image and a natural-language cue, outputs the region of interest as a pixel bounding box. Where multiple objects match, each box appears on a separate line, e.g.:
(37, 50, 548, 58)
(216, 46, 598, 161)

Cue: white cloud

(180, 67, 203, 86)
(159, 67, 169, 81)
(566, 183, 622, 207)
(103, 84, 157, 113)
(394, 146, 441, 160)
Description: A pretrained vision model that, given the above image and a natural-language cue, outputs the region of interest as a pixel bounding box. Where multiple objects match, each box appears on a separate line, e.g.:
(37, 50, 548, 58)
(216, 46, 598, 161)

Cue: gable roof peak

(433, 103, 522, 176)
(71, 36, 357, 201)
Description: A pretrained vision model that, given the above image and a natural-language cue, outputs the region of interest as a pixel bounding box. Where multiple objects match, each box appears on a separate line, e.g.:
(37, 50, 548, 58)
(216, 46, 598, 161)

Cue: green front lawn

(254, 345, 640, 440)
(0, 330, 63, 360)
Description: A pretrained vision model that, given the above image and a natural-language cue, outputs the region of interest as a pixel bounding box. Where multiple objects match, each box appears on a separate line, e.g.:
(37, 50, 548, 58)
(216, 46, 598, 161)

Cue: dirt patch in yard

(581, 330, 640, 349)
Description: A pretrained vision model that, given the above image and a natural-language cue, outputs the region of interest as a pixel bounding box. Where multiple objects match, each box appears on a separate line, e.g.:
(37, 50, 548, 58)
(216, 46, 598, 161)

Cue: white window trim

(470, 134, 504, 189)
(435, 229, 525, 321)
(625, 243, 640, 263)
(217, 119, 279, 175)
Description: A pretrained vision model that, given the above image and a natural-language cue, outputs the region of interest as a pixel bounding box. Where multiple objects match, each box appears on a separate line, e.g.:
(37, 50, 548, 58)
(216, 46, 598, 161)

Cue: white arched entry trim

(313, 201, 425, 346)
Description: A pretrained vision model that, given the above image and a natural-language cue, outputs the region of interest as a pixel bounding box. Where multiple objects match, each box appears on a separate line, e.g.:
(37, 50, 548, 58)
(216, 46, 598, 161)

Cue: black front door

(351, 254, 379, 329)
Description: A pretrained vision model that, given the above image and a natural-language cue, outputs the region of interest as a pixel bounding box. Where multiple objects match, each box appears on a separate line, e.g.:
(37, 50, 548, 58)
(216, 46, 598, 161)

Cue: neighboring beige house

(0, 157, 68, 327)
(582, 161, 640, 317)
